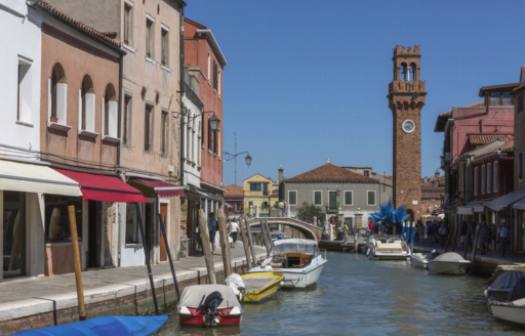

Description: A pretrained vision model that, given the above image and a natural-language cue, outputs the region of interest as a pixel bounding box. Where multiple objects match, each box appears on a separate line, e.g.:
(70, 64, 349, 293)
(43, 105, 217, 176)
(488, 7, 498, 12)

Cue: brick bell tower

(388, 45, 426, 219)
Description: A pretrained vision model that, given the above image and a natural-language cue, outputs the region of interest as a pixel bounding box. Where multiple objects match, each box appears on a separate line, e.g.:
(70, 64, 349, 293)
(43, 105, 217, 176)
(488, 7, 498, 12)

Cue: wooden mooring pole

(218, 209, 232, 277)
(198, 209, 216, 284)
(137, 205, 160, 315)
(157, 212, 180, 298)
(239, 216, 254, 268)
(261, 220, 272, 256)
(67, 205, 87, 321)
(244, 216, 257, 265)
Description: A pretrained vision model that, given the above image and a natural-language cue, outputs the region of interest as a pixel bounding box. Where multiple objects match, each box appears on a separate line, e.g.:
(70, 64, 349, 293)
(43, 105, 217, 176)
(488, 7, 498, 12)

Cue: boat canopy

(178, 285, 240, 308)
(432, 252, 467, 262)
(272, 238, 319, 255)
(487, 271, 525, 302)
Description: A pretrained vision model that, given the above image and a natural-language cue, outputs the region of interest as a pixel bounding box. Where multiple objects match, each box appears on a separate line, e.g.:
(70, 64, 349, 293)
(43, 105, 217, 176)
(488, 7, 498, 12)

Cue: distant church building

(388, 45, 426, 220)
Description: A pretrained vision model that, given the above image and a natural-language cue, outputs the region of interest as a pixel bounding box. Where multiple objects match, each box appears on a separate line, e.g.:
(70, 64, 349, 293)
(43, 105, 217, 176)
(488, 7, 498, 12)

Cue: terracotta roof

(224, 184, 243, 198)
(33, 0, 122, 51)
(467, 133, 513, 146)
(434, 111, 452, 132)
(285, 163, 377, 184)
(479, 82, 520, 96)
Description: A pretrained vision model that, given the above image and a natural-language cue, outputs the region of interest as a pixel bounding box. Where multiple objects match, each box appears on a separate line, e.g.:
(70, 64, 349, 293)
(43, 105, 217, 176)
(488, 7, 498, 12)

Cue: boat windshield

(271, 241, 318, 255)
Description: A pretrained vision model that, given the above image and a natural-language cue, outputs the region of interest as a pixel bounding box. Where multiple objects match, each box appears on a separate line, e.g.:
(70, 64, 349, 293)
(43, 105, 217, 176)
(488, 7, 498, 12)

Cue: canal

(159, 252, 523, 335)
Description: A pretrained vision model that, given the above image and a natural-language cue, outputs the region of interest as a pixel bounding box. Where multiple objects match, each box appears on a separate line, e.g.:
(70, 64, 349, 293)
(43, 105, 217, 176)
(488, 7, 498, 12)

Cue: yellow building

(243, 174, 276, 217)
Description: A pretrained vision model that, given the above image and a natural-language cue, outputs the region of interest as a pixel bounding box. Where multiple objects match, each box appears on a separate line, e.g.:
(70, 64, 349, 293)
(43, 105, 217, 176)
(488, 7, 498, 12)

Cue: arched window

(80, 75, 95, 132)
(104, 84, 118, 138)
(408, 63, 416, 81)
(400, 63, 408, 81)
(49, 63, 67, 124)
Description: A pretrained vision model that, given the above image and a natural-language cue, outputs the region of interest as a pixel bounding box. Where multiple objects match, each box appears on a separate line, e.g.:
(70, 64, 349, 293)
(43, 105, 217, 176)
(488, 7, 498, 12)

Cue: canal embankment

(0, 244, 265, 334)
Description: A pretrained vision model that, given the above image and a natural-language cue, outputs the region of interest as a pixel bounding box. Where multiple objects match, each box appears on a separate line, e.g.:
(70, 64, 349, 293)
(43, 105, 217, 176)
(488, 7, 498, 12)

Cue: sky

(186, 0, 525, 185)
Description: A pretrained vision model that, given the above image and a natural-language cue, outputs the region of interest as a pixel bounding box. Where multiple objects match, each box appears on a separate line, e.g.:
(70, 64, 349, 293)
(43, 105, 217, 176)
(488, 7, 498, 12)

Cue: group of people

(458, 221, 510, 257)
(206, 212, 240, 254)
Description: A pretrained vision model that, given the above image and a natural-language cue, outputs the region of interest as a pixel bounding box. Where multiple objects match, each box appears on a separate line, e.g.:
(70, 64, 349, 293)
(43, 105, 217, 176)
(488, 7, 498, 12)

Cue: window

(44, 195, 82, 242)
(144, 103, 153, 151)
(49, 63, 67, 124)
(161, 110, 168, 156)
(123, 95, 132, 145)
(207, 117, 212, 149)
(487, 162, 492, 194)
(17, 56, 33, 124)
(161, 27, 169, 67)
(367, 191, 376, 206)
(145, 17, 154, 59)
(328, 191, 338, 209)
(408, 63, 416, 81)
(125, 204, 141, 244)
(218, 70, 222, 96)
(313, 191, 322, 206)
(197, 121, 201, 165)
(3, 191, 26, 276)
(400, 63, 407, 81)
(344, 191, 353, 205)
(288, 191, 297, 205)
(481, 164, 486, 195)
(493, 161, 499, 193)
(213, 61, 218, 90)
(104, 84, 118, 138)
(79, 75, 95, 132)
(518, 152, 523, 180)
(213, 128, 218, 154)
(207, 54, 211, 80)
(250, 183, 262, 192)
(123, 2, 133, 46)
(474, 166, 479, 196)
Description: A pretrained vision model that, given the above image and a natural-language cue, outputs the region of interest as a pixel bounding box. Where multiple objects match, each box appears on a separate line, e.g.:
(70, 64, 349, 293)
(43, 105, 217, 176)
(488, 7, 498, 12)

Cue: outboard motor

(198, 291, 223, 326)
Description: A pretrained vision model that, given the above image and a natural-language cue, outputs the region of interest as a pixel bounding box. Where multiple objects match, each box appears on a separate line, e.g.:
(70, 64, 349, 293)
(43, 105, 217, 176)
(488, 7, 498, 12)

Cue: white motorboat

(367, 235, 410, 260)
(486, 271, 525, 325)
(250, 238, 327, 289)
(427, 252, 470, 275)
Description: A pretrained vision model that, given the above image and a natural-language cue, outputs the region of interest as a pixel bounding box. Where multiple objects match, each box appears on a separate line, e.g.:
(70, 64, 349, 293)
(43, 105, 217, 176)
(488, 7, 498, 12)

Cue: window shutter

(109, 100, 118, 138)
(56, 82, 68, 124)
(78, 89, 82, 129)
(86, 93, 95, 132)
(48, 78, 52, 121)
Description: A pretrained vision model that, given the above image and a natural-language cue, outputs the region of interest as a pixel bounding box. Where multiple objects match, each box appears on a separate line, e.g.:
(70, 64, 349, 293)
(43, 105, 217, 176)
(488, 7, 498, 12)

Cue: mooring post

(218, 208, 233, 277)
(67, 205, 86, 321)
(198, 209, 217, 284)
(244, 216, 257, 266)
(137, 205, 160, 315)
(239, 217, 254, 268)
(157, 212, 180, 299)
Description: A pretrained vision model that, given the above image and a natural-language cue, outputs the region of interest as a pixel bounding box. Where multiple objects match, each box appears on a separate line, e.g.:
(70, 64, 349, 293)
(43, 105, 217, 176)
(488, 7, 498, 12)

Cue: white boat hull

(428, 260, 469, 275)
(279, 258, 327, 289)
(369, 251, 409, 261)
(490, 301, 525, 325)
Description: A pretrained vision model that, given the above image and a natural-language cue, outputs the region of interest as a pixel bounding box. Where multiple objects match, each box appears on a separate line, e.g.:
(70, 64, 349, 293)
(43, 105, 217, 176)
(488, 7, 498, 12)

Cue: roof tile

(285, 163, 376, 183)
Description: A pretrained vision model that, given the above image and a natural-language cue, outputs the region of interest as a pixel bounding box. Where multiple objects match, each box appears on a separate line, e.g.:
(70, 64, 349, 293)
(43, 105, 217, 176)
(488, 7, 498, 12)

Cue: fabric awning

(131, 178, 184, 197)
(484, 191, 525, 212)
(55, 168, 147, 203)
(0, 160, 81, 196)
(513, 199, 525, 211)
(457, 201, 485, 215)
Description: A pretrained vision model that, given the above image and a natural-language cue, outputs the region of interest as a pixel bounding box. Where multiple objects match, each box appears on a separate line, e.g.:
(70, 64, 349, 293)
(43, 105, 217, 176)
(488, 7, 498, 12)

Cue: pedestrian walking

(438, 222, 448, 248)
(230, 220, 239, 248)
(498, 224, 509, 257)
(479, 222, 488, 255)
(208, 212, 217, 254)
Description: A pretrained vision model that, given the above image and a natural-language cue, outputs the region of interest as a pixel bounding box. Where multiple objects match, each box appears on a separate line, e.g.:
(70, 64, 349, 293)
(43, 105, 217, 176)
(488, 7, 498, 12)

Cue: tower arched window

(49, 63, 67, 124)
(80, 75, 95, 132)
(104, 84, 118, 138)
(400, 63, 408, 81)
(408, 63, 416, 81)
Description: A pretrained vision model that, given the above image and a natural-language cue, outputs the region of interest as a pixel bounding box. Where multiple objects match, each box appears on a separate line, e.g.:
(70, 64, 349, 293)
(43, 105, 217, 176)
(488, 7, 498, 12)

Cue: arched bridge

(247, 217, 322, 241)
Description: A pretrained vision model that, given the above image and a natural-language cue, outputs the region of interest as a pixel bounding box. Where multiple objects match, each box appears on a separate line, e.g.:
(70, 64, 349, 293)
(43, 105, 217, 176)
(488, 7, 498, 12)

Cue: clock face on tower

(402, 119, 416, 134)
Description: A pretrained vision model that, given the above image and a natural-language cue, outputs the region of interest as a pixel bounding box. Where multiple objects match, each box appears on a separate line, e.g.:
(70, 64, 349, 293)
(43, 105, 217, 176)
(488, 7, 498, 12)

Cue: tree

(296, 202, 325, 225)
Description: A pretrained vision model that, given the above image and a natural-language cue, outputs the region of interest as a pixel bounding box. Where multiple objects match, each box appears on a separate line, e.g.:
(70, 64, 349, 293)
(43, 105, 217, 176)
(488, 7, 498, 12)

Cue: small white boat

(427, 252, 470, 275)
(367, 235, 410, 260)
(486, 271, 525, 325)
(250, 238, 327, 289)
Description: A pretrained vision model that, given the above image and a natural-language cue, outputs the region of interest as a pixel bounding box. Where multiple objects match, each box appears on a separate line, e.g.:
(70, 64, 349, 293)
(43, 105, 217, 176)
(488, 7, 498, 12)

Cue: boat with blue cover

(14, 315, 168, 336)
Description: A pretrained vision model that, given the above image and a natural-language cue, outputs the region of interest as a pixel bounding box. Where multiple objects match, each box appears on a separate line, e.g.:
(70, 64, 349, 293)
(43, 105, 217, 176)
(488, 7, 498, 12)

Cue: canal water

(159, 252, 524, 335)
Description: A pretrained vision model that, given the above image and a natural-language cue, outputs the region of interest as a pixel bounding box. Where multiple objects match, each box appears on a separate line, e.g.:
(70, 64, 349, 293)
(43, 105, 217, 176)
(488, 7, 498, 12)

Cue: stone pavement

(0, 243, 265, 323)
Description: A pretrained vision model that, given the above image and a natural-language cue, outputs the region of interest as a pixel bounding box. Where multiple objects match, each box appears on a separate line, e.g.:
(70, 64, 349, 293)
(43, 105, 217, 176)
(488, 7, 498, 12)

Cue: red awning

(54, 168, 147, 203)
(133, 178, 184, 197)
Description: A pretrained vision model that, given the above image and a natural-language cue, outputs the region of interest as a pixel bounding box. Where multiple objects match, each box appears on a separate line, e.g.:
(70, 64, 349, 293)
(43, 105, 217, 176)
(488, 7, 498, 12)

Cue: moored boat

(250, 238, 327, 289)
(367, 235, 410, 260)
(15, 315, 168, 335)
(178, 285, 242, 327)
(427, 252, 470, 275)
(486, 270, 525, 325)
(409, 250, 438, 270)
(239, 271, 283, 303)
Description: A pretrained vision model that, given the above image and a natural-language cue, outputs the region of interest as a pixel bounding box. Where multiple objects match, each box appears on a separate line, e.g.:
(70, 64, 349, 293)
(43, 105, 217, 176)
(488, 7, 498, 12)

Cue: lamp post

(224, 132, 252, 185)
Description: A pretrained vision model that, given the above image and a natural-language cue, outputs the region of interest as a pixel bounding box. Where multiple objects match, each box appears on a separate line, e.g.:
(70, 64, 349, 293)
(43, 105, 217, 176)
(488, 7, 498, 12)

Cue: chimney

(277, 167, 284, 183)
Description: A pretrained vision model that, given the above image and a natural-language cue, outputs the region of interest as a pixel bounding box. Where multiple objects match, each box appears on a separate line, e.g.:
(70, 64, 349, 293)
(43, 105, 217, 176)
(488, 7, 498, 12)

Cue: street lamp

(224, 132, 252, 185)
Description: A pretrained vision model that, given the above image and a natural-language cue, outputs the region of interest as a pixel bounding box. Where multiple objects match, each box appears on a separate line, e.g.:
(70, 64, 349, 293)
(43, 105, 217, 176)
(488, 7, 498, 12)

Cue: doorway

(159, 203, 168, 262)
(87, 201, 102, 268)
(3, 192, 26, 278)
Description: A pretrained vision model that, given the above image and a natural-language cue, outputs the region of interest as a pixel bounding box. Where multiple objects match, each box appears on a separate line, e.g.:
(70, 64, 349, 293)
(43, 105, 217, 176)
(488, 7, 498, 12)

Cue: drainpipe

(179, 5, 185, 187)
(117, 51, 124, 169)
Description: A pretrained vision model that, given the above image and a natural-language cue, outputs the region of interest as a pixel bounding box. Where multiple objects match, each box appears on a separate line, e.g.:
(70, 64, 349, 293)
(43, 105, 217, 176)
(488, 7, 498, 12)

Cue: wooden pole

(244, 216, 257, 265)
(157, 212, 180, 299)
(67, 205, 86, 321)
(217, 209, 232, 277)
(198, 209, 216, 284)
(136, 205, 159, 315)
(261, 220, 272, 256)
(239, 216, 254, 268)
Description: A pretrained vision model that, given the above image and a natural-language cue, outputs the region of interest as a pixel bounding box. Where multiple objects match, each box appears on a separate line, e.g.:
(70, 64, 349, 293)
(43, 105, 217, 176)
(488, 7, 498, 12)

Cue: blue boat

(15, 315, 168, 336)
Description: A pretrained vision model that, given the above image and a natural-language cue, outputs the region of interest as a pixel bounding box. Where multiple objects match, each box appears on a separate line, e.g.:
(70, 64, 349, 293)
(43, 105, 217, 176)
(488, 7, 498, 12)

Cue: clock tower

(388, 45, 426, 218)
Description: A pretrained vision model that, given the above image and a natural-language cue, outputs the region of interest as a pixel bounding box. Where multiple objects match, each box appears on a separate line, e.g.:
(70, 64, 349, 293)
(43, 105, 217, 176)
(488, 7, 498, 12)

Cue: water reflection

(159, 253, 525, 335)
